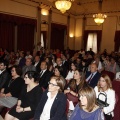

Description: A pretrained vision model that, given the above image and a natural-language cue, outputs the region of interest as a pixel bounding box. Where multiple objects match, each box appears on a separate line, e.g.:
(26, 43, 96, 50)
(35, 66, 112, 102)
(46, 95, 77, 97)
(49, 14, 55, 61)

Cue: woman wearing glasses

(5, 71, 43, 120)
(69, 85, 104, 120)
(34, 76, 67, 120)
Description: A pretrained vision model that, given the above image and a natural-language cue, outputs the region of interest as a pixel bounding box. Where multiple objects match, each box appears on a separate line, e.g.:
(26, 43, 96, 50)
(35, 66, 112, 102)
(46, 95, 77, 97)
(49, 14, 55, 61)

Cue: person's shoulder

(57, 92, 67, 100)
(94, 86, 98, 91)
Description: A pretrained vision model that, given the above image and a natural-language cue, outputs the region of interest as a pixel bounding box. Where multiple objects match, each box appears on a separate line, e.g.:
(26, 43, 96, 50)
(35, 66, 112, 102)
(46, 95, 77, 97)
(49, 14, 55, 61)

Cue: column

(36, 6, 41, 50)
(47, 9, 52, 50)
(67, 15, 70, 49)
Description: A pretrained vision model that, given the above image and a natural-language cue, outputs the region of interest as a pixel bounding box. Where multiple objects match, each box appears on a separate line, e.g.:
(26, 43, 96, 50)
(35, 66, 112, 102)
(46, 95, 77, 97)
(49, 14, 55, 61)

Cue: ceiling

(12, 0, 120, 16)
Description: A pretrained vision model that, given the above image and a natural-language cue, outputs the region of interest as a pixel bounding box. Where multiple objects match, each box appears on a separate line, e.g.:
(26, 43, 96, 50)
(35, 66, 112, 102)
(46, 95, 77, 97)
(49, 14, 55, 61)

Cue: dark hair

(25, 71, 40, 83)
(0, 60, 8, 67)
(70, 61, 78, 71)
(11, 65, 22, 76)
(54, 66, 63, 75)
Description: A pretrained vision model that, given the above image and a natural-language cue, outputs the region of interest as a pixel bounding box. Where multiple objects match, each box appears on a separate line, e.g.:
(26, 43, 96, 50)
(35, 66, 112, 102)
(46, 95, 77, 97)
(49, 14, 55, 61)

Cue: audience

(0, 48, 119, 120)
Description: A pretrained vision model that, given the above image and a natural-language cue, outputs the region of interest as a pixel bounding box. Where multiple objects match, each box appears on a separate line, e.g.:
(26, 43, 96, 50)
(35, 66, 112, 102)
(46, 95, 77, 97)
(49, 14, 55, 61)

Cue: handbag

(66, 93, 78, 106)
(97, 92, 109, 108)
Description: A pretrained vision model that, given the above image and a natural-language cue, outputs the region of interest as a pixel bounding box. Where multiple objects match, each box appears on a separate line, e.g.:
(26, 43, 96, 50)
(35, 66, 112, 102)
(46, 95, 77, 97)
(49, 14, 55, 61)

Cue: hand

(64, 89, 70, 94)
(16, 107, 23, 113)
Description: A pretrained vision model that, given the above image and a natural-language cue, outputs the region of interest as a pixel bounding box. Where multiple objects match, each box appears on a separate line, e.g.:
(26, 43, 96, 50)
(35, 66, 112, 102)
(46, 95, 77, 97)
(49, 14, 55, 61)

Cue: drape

(17, 24, 35, 52)
(41, 31, 46, 49)
(0, 21, 15, 51)
(114, 31, 120, 51)
(0, 13, 36, 52)
(50, 23, 67, 50)
(83, 30, 102, 52)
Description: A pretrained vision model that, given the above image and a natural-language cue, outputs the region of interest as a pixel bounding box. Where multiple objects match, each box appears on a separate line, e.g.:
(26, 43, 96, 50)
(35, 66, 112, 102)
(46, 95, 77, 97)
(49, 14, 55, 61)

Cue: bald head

(90, 63, 98, 73)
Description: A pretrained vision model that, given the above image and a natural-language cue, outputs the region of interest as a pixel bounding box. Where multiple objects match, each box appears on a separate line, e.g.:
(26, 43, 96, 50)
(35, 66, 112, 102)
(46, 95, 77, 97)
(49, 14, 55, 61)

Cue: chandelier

(93, 13, 107, 25)
(55, 0, 73, 13)
(93, 0, 107, 25)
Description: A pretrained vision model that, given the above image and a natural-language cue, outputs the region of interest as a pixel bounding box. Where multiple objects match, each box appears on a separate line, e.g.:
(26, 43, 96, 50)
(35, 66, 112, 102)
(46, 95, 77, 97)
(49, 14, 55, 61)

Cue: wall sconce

(41, 9, 49, 16)
(69, 33, 74, 38)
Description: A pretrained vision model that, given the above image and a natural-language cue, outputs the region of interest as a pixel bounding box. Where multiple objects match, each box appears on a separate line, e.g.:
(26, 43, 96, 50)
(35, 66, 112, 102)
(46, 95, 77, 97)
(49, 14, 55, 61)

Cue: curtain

(41, 31, 46, 49)
(50, 23, 67, 50)
(0, 13, 36, 52)
(114, 31, 120, 51)
(17, 24, 35, 52)
(0, 21, 15, 51)
(86, 33, 97, 53)
(83, 30, 102, 52)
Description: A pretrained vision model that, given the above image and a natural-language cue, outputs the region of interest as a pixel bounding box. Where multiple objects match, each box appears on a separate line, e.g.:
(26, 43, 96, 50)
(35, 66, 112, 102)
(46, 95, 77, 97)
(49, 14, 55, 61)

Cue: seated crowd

(0, 48, 120, 120)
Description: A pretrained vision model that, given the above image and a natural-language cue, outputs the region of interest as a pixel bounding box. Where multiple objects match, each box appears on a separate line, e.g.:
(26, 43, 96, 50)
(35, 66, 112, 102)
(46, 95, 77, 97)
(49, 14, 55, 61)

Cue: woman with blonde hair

(34, 76, 67, 120)
(69, 85, 104, 120)
(94, 74, 115, 120)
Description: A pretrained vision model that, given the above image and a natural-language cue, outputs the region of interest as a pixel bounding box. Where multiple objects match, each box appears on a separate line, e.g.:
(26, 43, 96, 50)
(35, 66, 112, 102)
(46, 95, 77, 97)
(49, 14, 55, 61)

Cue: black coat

(0, 70, 11, 89)
(39, 70, 52, 89)
(86, 71, 101, 88)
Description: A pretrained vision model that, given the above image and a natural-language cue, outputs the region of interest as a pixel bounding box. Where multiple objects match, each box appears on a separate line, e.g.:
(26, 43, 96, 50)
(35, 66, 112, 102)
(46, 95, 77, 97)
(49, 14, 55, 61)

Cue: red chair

(102, 71, 115, 81)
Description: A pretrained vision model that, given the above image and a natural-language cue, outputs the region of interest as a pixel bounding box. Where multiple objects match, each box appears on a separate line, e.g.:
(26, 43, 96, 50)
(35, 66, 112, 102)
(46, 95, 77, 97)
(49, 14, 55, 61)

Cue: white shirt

(40, 69, 47, 77)
(65, 70, 74, 80)
(40, 92, 57, 120)
(0, 69, 5, 74)
(34, 62, 39, 67)
(94, 86, 115, 116)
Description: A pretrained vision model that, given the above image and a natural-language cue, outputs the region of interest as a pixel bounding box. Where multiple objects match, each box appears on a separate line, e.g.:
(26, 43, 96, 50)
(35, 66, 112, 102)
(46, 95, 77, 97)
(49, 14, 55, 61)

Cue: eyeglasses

(24, 77, 28, 79)
(48, 82, 58, 87)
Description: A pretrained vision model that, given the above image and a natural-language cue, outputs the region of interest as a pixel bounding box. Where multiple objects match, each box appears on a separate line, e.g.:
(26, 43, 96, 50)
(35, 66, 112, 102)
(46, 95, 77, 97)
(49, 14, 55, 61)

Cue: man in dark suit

(39, 61, 52, 89)
(0, 60, 11, 89)
(86, 63, 101, 88)
(33, 55, 41, 72)
(56, 57, 67, 78)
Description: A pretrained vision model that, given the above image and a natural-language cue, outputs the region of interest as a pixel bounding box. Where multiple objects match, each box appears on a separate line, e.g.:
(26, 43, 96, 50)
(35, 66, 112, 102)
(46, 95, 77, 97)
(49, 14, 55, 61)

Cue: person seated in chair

(94, 74, 115, 120)
(5, 71, 43, 120)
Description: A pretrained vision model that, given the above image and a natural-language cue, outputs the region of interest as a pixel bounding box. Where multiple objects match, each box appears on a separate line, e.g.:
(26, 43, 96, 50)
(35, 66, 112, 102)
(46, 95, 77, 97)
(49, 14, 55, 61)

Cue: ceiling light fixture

(93, 0, 107, 25)
(55, 0, 73, 13)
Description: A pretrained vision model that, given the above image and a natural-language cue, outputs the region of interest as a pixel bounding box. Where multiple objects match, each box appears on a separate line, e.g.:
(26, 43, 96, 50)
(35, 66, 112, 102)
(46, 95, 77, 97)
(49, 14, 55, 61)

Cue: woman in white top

(94, 74, 115, 120)
(66, 61, 78, 82)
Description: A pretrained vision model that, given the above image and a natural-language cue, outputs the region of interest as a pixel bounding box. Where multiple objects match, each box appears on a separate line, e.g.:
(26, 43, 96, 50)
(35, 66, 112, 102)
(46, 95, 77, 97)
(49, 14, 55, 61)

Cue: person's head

(61, 53, 66, 61)
(24, 71, 40, 84)
(70, 61, 78, 71)
(79, 86, 96, 112)
(11, 65, 22, 77)
(110, 57, 116, 64)
(54, 66, 63, 76)
(48, 76, 65, 93)
(90, 63, 98, 73)
(56, 58, 62, 66)
(25, 58, 32, 66)
(20, 51, 25, 58)
(40, 61, 47, 70)
(0, 60, 8, 71)
(97, 74, 112, 91)
(26, 51, 31, 56)
(35, 55, 40, 62)
(73, 69, 84, 81)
